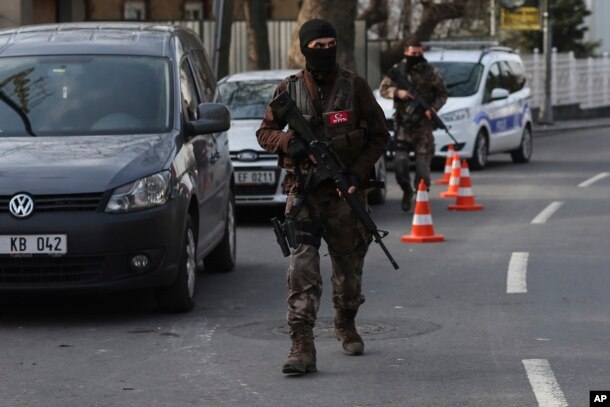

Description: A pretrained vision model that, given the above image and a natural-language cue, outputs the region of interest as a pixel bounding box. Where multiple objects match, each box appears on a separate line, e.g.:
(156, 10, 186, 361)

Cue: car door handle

(210, 152, 221, 163)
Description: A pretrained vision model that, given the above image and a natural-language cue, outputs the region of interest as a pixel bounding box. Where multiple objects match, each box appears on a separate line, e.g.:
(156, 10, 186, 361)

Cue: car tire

(469, 130, 488, 170)
(367, 159, 386, 205)
(156, 215, 197, 313)
(204, 190, 236, 272)
(511, 126, 532, 163)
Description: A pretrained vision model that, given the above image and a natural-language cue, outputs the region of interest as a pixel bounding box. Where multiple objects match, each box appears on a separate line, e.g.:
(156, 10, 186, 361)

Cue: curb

(533, 119, 610, 136)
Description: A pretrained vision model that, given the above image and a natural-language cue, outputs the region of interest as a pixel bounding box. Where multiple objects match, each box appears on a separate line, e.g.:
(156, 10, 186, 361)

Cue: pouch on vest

(328, 128, 365, 165)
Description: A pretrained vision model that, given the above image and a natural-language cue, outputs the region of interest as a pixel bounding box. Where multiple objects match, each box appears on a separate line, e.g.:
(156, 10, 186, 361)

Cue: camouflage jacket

(257, 67, 388, 187)
(379, 59, 448, 129)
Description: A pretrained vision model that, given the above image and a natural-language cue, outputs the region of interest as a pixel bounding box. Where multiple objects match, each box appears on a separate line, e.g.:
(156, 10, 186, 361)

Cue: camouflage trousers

(394, 124, 435, 192)
(284, 187, 370, 325)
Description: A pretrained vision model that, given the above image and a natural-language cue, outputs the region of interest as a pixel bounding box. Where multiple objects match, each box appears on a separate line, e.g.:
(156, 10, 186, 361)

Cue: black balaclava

(299, 19, 337, 80)
(405, 55, 426, 70)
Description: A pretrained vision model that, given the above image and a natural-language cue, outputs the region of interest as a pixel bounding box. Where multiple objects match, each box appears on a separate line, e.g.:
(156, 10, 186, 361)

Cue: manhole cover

(272, 319, 394, 338)
(228, 318, 440, 341)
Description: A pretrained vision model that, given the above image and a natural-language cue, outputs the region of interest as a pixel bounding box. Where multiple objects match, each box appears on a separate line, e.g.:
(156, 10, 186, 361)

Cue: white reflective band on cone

(416, 190, 429, 200)
(449, 178, 459, 185)
(458, 188, 473, 196)
(413, 214, 433, 225)
(461, 168, 470, 177)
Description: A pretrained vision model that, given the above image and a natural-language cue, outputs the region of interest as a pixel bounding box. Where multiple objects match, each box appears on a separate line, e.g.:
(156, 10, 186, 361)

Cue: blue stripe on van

(474, 104, 530, 134)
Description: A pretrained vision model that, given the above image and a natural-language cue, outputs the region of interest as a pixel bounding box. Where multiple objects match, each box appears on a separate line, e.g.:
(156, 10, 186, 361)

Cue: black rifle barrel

(270, 91, 399, 271)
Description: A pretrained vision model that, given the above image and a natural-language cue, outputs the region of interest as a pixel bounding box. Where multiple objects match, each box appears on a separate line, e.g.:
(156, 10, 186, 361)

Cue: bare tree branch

(411, 0, 468, 42)
(381, 0, 469, 73)
(358, 0, 388, 29)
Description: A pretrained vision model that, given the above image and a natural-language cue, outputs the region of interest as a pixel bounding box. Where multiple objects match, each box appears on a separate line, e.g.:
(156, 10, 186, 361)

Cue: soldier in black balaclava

(257, 19, 389, 375)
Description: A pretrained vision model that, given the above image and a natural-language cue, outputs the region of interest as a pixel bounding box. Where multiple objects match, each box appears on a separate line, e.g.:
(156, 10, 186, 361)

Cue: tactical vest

(283, 68, 367, 170)
(393, 61, 429, 129)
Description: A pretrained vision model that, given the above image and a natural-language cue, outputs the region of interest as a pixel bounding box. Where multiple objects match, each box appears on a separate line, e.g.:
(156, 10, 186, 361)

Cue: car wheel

(156, 215, 197, 313)
(204, 190, 236, 272)
(367, 159, 386, 205)
(511, 126, 532, 163)
(469, 130, 488, 170)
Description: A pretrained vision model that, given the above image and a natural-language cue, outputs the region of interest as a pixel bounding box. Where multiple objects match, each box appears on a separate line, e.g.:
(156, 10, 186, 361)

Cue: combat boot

(282, 323, 317, 375)
(334, 310, 364, 355)
(401, 188, 414, 212)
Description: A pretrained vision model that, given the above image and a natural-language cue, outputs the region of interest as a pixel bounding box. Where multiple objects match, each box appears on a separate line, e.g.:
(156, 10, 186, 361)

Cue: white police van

(376, 44, 533, 170)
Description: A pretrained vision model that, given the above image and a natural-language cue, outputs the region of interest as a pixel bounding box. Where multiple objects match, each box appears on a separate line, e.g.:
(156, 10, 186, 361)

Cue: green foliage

(503, 0, 599, 57)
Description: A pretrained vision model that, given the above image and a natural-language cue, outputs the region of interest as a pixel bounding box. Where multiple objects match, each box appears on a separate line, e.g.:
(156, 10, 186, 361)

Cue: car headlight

(441, 108, 470, 123)
(105, 171, 172, 213)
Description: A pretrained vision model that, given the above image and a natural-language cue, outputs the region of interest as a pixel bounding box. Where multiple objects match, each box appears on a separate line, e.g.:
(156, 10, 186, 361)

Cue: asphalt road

(1, 126, 609, 407)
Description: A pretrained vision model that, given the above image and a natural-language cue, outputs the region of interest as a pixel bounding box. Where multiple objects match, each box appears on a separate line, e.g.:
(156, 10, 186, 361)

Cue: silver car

(219, 70, 386, 206)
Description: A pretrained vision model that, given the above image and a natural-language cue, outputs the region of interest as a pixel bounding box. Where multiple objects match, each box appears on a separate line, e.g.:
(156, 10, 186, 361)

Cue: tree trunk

(214, 0, 234, 80)
(287, 0, 358, 71)
(243, 0, 270, 70)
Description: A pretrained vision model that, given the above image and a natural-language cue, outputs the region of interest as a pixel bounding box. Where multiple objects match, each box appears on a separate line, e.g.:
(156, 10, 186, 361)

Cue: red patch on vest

(328, 110, 350, 126)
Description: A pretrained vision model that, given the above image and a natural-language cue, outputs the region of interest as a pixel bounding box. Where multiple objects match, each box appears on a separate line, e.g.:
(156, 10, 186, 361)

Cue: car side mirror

(490, 88, 510, 101)
(186, 103, 231, 136)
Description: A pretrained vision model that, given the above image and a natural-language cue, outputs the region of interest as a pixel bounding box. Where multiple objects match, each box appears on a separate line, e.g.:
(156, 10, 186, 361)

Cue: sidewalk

(533, 116, 610, 135)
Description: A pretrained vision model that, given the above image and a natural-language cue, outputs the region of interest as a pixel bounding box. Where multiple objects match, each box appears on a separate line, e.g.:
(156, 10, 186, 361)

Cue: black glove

(287, 136, 309, 162)
(346, 173, 360, 190)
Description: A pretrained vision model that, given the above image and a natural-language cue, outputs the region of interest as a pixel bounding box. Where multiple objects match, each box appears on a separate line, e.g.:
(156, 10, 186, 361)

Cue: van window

(505, 60, 527, 92)
(483, 63, 502, 103)
(430, 62, 483, 97)
(0, 55, 172, 136)
(189, 49, 217, 102)
(180, 59, 201, 120)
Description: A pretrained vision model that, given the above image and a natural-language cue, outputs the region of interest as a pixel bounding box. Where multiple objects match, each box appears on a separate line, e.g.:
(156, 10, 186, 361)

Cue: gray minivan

(0, 23, 236, 312)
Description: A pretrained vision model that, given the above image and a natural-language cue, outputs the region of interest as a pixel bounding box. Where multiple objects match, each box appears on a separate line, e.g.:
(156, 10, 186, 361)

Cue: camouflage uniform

(379, 59, 447, 194)
(257, 67, 388, 328)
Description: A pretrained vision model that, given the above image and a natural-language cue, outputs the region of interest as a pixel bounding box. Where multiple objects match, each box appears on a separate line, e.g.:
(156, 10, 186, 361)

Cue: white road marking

(531, 202, 564, 224)
(522, 359, 568, 406)
(507, 252, 529, 294)
(578, 172, 609, 187)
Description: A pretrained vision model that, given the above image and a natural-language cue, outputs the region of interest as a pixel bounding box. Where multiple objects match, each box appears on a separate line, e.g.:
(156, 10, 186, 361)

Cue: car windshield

(430, 62, 483, 97)
(0, 55, 172, 136)
(219, 80, 277, 120)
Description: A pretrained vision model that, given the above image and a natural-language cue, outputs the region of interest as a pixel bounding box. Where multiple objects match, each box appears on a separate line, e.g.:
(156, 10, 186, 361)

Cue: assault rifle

(386, 67, 466, 150)
(269, 91, 399, 271)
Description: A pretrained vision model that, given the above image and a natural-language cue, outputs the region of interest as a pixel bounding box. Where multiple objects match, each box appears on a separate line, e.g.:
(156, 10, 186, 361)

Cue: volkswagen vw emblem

(9, 193, 34, 218)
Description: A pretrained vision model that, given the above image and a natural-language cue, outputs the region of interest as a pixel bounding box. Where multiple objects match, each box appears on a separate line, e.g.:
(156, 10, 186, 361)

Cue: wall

(0, 0, 33, 29)
(586, 0, 610, 55)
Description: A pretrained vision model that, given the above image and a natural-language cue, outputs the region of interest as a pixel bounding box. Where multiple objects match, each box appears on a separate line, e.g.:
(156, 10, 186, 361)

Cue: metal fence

(170, 20, 610, 110)
(522, 49, 610, 109)
(170, 20, 366, 80)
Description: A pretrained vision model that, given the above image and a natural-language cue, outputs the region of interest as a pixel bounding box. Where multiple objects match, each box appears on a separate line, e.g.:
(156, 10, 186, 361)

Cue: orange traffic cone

(434, 145, 455, 185)
(448, 160, 484, 211)
(440, 153, 461, 198)
(401, 180, 445, 243)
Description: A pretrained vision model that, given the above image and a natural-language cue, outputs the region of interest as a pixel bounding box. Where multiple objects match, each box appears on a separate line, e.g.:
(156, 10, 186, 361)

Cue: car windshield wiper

(0, 88, 37, 137)
(447, 80, 469, 88)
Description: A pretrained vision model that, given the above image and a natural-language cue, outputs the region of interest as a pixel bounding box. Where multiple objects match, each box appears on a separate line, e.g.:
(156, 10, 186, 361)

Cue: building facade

(585, 0, 610, 54)
(0, 0, 300, 29)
